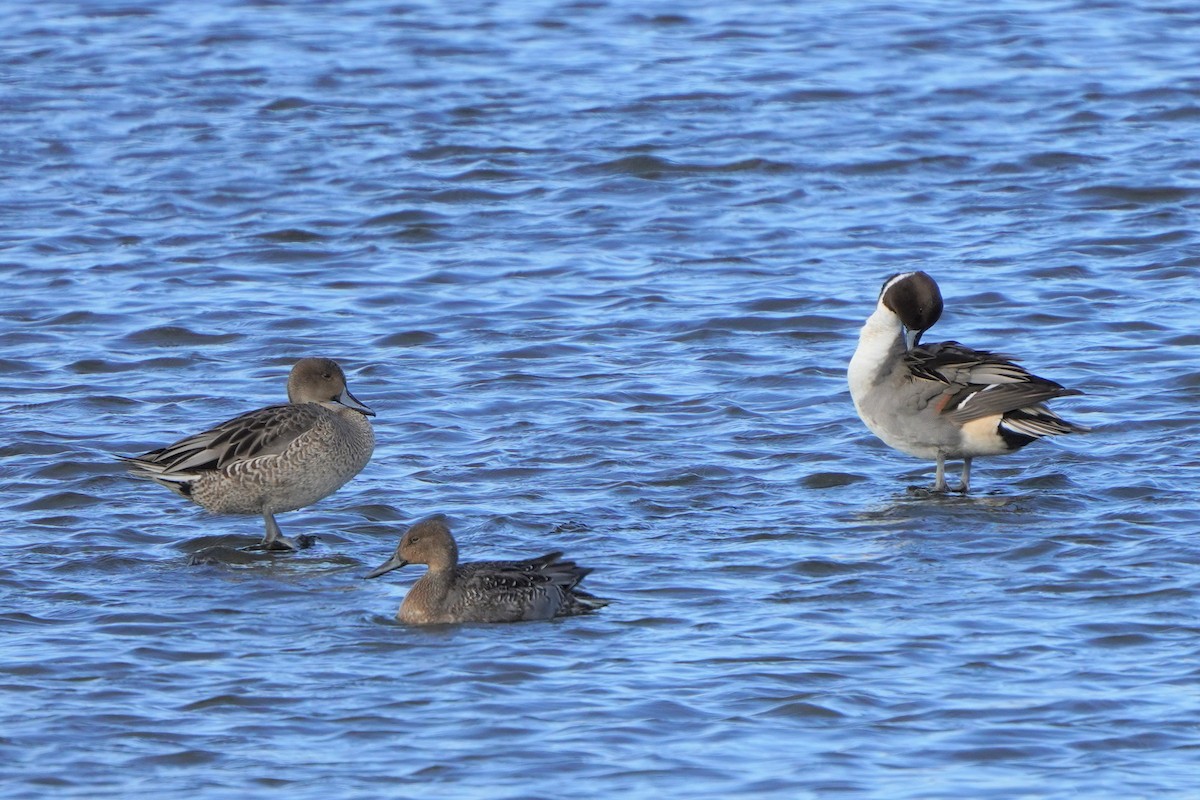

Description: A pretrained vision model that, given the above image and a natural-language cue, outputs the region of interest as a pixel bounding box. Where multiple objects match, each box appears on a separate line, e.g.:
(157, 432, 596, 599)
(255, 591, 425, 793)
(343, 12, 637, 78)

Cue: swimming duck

(847, 271, 1086, 492)
(365, 517, 609, 624)
(121, 357, 375, 550)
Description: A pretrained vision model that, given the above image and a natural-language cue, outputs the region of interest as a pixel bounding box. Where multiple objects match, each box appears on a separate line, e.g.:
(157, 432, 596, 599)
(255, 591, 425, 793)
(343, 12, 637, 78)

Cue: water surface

(3, 1, 1199, 798)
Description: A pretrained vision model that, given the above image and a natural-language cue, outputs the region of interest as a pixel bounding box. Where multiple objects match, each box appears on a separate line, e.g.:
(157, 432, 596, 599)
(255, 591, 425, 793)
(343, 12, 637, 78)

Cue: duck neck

(422, 544, 458, 593)
(848, 303, 906, 389)
(410, 563, 455, 607)
(340, 405, 376, 435)
(326, 403, 376, 457)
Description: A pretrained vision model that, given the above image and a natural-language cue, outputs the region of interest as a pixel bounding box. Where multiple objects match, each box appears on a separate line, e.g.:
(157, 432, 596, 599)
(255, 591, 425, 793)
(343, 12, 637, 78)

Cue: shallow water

(3, 0, 1200, 797)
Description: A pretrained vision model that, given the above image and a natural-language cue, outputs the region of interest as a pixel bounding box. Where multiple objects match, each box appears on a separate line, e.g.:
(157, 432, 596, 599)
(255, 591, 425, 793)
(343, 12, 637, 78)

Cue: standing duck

(848, 271, 1086, 492)
(122, 357, 375, 550)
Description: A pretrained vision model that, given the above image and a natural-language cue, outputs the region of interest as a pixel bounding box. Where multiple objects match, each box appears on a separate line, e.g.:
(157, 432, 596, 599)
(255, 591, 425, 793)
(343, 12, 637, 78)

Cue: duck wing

(452, 553, 592, 621)
(906, 341, 1083, 424)
(123, 403, 325, 476)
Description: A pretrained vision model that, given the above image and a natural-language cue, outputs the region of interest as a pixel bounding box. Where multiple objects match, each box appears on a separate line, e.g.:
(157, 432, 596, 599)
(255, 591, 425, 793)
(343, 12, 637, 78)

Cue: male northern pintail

(121, 357, 375, 550)
(364, 517, 609, 625)
(847, 271, 1087, 493)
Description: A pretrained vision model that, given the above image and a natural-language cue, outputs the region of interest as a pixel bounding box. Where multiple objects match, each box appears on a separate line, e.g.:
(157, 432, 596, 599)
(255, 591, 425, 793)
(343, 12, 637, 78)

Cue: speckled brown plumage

(365, 517, 608, 624)
(121, 358, 375, 550)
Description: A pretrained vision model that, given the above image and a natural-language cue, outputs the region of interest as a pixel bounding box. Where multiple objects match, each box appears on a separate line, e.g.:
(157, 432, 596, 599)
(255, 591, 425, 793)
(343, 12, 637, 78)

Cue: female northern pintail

(847, 271, 1087, 493)
(364, 517, 609, 625)
(121, 357, 375, 550)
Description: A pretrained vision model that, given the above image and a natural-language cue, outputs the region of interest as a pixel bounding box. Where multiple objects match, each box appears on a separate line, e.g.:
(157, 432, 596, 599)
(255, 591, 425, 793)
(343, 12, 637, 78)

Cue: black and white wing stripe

(907, 341, 1087, 434)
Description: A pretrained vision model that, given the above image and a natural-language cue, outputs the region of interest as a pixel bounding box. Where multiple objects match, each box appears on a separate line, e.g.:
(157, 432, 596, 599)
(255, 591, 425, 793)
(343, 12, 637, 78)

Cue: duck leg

(958, 457, 973, 494)
(243, 509, 298, 552)
(933, 454, 949, 492)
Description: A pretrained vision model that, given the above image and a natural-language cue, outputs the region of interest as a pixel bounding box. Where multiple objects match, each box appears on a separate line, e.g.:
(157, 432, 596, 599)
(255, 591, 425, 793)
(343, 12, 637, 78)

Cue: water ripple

(2, 0, 1199, 798)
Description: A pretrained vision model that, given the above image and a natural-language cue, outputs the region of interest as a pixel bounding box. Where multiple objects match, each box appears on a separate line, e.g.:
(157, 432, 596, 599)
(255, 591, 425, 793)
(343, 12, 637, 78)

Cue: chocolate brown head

(879, 271, 943, 347)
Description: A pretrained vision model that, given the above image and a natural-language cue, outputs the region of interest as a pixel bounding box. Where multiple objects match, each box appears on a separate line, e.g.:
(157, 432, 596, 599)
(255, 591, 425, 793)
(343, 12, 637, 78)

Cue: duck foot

(906, 484, 969, 498)
(241, 534, 318, 552)
(907, 485, 944, 498)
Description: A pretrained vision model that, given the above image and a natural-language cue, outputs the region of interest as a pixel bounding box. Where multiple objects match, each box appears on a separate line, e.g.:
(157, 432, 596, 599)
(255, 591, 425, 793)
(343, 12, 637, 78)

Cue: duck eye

(322, 372, 332, 380)
(408, 536, 420, 544)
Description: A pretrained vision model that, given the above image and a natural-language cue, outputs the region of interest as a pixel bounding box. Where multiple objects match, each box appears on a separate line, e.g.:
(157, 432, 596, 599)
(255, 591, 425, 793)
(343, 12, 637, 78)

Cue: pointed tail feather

(118, 455, 195, 497)
(566, 587, 610, 613)
(1000, 405, 1090, 439)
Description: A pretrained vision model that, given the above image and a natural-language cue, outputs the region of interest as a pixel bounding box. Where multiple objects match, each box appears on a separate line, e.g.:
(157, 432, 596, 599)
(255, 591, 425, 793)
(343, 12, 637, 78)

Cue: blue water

(3, 0, 1199, 797)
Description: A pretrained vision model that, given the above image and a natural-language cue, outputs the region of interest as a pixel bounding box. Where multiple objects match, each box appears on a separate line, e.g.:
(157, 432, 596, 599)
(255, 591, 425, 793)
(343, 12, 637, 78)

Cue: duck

(364, 516, 609, 625)
(121, 357, 375, 550)
(847, 271, 1087, 492)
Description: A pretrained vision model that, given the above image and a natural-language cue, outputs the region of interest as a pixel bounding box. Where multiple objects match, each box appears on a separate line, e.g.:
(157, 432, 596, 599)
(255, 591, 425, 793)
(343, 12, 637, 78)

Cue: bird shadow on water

(176, 533, 356, 569)
(856, 489, 1020, 518)
(846, 481, 1093, 534)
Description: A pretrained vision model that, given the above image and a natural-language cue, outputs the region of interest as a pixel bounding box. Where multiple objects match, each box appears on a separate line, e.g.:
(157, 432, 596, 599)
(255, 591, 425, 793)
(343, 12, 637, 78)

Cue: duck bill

(364, 554, 408, 579)
(904, 327, 922, 351)
(337, 388, 375, 417)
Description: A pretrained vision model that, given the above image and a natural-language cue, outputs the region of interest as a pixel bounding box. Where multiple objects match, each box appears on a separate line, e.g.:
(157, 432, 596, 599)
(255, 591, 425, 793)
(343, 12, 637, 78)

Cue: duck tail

(1001, 404, 1090, 439)
(118, 455, 195, 498)
(567, 587, 611, 613)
